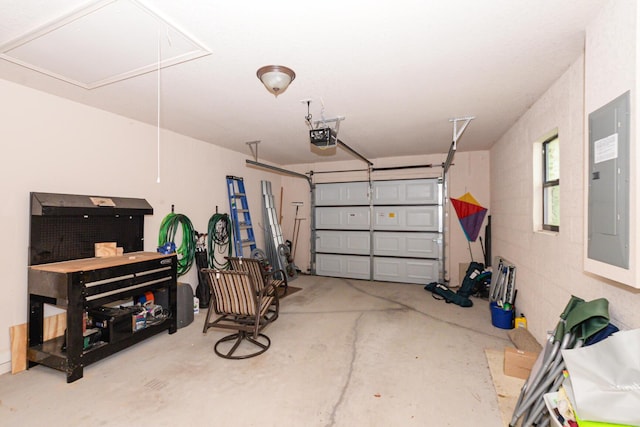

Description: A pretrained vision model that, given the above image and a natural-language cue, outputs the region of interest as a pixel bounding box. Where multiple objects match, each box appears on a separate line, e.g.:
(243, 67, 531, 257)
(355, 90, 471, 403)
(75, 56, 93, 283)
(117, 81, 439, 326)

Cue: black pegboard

(29, 215, 146, 265)
(29, 192, 154, 265)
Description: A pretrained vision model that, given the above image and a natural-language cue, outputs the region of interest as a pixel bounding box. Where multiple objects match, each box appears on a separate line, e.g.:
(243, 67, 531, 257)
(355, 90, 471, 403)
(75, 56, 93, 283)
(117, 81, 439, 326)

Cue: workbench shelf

(27, 252, 177, 383)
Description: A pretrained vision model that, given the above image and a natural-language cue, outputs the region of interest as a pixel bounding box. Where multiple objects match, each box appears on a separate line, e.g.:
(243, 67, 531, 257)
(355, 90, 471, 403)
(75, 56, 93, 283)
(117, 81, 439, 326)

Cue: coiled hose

(158, 212, 196, 276)
(207, 213, 232, 269)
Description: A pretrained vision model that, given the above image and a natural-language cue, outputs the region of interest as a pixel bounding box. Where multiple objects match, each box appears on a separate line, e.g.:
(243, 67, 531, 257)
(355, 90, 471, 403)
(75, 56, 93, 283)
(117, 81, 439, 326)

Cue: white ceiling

(0, 0, 606, 165)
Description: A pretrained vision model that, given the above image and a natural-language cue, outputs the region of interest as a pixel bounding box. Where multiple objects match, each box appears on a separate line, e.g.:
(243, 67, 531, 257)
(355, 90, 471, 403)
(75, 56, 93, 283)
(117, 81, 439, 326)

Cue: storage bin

(490, 301, 514, 329)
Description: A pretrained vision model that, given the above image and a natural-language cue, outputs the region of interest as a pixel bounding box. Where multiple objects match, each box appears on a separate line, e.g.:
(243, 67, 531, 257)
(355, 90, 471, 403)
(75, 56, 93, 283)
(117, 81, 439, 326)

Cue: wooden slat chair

(227, 256, 288, 309)
(201, 269, 278, 359)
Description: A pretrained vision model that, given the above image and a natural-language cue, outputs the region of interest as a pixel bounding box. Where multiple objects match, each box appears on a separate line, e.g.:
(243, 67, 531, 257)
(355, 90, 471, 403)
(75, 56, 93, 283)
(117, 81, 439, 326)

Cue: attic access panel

(0, 0, 211, 89)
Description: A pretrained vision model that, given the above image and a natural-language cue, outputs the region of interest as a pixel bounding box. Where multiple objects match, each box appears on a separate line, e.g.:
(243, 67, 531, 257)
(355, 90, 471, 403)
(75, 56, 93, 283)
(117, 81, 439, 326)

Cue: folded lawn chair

(509, 295, 610, 427)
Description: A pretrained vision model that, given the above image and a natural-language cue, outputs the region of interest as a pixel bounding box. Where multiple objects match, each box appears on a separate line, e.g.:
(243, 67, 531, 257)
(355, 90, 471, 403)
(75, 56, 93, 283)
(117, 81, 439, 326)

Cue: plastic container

(490, 301, 514, 329)
(515, 313, 527, 329)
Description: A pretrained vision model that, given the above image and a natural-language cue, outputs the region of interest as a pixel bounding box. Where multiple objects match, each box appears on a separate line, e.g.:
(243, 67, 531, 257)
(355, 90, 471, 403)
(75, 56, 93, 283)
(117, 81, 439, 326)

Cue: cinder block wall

(489, 0, 640, 343)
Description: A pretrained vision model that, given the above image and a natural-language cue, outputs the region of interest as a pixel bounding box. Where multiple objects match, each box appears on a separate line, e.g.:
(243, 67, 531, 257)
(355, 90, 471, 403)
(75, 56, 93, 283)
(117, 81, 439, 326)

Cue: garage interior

(1, 1, 640, 426)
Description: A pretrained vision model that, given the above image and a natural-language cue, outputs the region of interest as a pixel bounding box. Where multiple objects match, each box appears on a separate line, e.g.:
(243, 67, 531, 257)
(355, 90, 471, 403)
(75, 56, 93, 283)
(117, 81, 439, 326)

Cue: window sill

(535, 229, 559, 236)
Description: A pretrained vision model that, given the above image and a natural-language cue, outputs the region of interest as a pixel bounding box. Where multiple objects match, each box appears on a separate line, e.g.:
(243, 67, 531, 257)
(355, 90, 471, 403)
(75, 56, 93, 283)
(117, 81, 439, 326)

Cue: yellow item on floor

(514, 314, 527, 329)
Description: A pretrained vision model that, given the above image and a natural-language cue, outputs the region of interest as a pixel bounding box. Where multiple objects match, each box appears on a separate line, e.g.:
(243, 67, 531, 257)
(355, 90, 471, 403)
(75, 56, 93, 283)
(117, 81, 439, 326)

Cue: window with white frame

(542, 134, 559, 231)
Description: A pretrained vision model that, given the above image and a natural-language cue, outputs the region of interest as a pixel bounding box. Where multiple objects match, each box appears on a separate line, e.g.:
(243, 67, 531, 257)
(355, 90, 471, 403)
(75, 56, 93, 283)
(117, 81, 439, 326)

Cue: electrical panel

(587, 91, 630, 268)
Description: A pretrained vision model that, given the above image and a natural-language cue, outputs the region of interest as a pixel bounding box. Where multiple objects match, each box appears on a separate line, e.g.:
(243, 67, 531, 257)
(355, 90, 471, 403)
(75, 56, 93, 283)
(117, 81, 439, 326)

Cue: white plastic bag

(561, 329, 640, 425)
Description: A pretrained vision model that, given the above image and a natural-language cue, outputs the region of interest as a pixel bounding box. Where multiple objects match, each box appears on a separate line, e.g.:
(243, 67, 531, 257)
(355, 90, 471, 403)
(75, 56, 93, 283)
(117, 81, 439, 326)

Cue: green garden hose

(207, 213, 232, 269)
(158, 212, 196, 276)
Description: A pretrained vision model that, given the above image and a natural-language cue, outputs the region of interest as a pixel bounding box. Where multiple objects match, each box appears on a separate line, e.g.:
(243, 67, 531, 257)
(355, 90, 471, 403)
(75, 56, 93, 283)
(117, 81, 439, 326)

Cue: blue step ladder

(226, 176, 256, 257)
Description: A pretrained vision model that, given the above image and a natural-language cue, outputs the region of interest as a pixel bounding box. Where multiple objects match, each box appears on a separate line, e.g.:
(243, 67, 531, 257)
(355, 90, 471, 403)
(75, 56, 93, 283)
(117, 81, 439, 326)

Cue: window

(542, 134, 559, 231)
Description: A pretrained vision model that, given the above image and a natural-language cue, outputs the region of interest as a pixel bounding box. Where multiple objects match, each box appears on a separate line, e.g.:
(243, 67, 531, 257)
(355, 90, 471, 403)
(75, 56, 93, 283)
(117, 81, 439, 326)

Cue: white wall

(281, 150, 491, 285)
(490, 0, 640, 345)
(0, 78, 283, 373)
(583, 0, 639, 286)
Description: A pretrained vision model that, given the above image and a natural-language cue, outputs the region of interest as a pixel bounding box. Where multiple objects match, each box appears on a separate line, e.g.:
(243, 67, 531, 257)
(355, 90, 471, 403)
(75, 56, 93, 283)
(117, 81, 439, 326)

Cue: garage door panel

(316, 182, 369, 206)
(373, 179, 441, 205)
(373, 206, 441, 231)
(317, 230, 370, 255)
(316, 206, 370, 229)
(373, 232, 442, 258)
(316, 254, 370, 280)
(373, 257, 440, 284)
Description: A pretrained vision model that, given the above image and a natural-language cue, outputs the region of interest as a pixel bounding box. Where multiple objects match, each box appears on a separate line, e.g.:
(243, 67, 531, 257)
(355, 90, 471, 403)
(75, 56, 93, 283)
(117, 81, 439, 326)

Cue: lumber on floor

(9, 313, 66, 374)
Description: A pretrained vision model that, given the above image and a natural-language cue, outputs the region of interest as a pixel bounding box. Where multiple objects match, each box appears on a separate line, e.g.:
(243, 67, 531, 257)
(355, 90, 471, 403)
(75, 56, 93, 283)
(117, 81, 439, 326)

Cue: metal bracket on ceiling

(443, 116, 475, 174)
(246, 140, 260, 162)
(313, 116, 345, 134)
(450, 116, 475, 150)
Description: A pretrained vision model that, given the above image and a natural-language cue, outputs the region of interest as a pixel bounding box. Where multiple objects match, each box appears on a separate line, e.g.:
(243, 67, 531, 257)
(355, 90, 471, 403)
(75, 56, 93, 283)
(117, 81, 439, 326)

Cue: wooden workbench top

(29, 251, 173, 273)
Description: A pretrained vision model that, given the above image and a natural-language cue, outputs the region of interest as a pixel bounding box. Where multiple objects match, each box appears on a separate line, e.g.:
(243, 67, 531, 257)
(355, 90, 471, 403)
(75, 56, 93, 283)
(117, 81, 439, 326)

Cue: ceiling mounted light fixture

(257, 65, 296, 97)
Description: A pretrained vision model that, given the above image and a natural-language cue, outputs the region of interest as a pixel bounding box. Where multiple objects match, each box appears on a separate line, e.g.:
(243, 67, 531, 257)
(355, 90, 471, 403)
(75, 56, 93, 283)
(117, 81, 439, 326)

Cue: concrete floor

(0, 275, 511, 426)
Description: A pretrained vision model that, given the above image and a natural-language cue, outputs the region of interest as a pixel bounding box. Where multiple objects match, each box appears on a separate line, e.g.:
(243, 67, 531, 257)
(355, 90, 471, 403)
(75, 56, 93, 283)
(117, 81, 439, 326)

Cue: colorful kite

(450, 192, 487, 242)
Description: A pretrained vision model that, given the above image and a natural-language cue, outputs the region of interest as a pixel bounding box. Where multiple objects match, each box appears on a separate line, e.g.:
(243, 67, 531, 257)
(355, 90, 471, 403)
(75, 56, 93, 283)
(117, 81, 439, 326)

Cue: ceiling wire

(156, 27, 174, 184)
(156, 26, 162, 184)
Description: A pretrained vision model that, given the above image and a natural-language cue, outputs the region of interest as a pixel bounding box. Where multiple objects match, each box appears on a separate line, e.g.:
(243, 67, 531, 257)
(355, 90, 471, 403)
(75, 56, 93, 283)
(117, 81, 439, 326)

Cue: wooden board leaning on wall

(9, 313, 66, 374)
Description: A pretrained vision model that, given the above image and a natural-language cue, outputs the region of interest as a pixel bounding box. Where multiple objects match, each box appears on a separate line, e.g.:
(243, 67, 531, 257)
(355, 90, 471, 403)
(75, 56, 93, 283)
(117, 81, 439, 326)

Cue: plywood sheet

(485, 348, 525, 427)
(44, 312, 67, 340)
(9, 313, 67, 374)
(9, 323, 27, 374)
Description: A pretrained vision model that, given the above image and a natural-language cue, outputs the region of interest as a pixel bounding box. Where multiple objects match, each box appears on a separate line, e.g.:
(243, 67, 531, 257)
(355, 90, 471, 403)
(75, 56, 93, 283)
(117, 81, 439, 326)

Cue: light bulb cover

(257, 65, 296, 97)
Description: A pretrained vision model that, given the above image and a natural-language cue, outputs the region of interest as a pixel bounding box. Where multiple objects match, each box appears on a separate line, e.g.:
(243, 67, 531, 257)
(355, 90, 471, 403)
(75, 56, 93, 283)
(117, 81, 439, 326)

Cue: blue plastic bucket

(490, 301, 514, 329)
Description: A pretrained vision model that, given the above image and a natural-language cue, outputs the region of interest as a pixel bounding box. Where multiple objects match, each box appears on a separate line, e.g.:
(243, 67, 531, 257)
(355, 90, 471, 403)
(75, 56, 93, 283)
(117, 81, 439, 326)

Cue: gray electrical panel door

(588, 91, 630, 268)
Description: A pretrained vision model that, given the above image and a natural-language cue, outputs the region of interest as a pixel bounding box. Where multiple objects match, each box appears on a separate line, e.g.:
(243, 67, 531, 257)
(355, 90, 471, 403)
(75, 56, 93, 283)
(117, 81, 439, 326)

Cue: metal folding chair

(509, 296, 610, 427)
